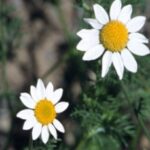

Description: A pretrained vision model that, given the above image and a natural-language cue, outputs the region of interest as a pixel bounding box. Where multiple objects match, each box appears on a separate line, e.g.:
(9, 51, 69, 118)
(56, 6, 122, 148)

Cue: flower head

(17, 79, 69, 144)
(77, 0, 150, 79)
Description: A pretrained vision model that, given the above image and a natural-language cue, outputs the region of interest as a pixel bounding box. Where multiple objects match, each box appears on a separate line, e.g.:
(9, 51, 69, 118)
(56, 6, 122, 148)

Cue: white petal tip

(43, 139, 49, 144)
(76, 31, 81, 37)
(93, 4, 99, 8)
(119, 77, 123, 80)
(82, 57, 92, 61)
(16, 114, 21, 119)
(23, 126, 28, 130)
(143, 16, 146, 21)
(16, 112, 23, 119)
(76, 44, 81, 51)
(43, 141, 47, 144)
(83, 18, 88, 22)
(61, 129, 65, 133)
(101, 74, 105, 78)
(65, 102, 69, 109)
(133, 70, 137, 73)
(37, 78, 42, 82)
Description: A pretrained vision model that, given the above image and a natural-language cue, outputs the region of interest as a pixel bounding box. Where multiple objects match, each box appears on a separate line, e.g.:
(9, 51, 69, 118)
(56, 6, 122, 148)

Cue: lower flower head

(17, 79, 69, 144)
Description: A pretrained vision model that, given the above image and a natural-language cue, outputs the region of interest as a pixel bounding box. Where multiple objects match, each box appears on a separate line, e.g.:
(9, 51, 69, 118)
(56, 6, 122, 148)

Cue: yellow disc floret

(100, 20, 128, 52)
(34, 99, 56, 125)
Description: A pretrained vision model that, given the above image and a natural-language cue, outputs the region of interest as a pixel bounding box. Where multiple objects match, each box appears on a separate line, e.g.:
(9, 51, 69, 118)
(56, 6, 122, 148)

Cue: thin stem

(131, 124, 141, 150)
(120, 82, 137, 120)
(42, 1, 74, 80)
(29, 134, 33, 150)
(1, 47, 8, 92)
(76, 135, 89, 150)
(42, 51, 69, 79)
(138, 115, 150, 141)
(121, 81, 150, 142)
(42, 59, 63, 79)
(55, 2, 72, 42)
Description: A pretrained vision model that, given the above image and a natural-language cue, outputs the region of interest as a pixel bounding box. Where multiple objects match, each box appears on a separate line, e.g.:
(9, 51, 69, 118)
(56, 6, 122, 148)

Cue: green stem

(121, 81, 150, 143)
(131, 124, 141, 150)
(1, 47, 8, 92)
(76, 135, 89, 150)
(42, 1, 74, 80)
(120, 82, 136, 120)
(42, 51, 70, 79)
(29, 134, 33, 150)
(138, 115, 150, 141)
(55, 2, 72, 42)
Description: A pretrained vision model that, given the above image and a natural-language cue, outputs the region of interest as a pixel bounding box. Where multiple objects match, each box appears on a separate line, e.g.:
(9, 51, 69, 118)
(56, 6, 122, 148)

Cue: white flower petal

(23, 117, 36, 130)
(118, 5, 132, 24)
(53, 119, 65, 133)
(36, 79, 46, 99)
(46, 82, 53, 93)
(127, 40, 150, 56)
(110, 0, 122, 20)
(46, 82, 54, 101)
(49, 88, 63, 104)
(77, 29, 99, 40)
(112, 53, 124, 80)
(30, 85, 39, 102)
(129, 33, 149, 43)
(101, 51, 113, 78)
(32, 122, 42, 140)
(55, 102, 69, 113)
(20, 94, 35, 109)
(21, 92, 31, 97)
(84, 18, 103, 29)
(93, 4, 109, 24)
(16, 109, 34, 120)
(121, 49, 137, 73)
(83, 44, 104, 61)
(76, 38, 99, 51)
(48, 124, 57, 140)
(41, 126, 49, 144)
(127, 16, 146, 32)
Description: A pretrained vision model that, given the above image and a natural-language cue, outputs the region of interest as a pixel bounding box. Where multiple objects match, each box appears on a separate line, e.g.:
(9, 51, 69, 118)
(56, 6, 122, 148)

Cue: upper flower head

(77, 0, 150, 79)
(17, 79, 69, 144)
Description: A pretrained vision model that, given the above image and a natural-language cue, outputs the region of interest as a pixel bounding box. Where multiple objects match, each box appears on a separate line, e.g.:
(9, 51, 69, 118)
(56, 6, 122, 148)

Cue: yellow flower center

(100, 20, 128, 52)
(34, 99, 56, 125)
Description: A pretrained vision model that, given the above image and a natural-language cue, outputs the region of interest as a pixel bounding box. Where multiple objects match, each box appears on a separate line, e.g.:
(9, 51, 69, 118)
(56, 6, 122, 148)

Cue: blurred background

(1, 0, 150, 149)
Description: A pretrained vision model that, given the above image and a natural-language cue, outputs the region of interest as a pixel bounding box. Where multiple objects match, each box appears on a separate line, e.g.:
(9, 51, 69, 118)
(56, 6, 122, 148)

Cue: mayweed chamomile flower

(17, 79, 69, 144)
(77, 0, 150, 79)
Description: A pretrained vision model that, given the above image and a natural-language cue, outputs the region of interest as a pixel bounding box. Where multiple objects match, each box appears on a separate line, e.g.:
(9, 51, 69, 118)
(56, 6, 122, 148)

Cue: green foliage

(42, 0, 59, 6)
(77, 134, 121, 150)
(0, 2, 21, 61)
(75, 0, 146, 17)
(33, 140, 57, 150)
(72, 77, 135, 149)
(24, 138, 61, 150)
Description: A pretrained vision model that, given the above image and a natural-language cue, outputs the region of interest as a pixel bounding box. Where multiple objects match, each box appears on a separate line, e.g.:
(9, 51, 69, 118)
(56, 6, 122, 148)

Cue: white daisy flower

(77, 0, 150, 80)
(17, 79, 69, 144)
